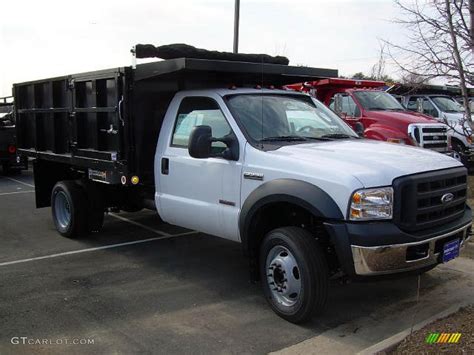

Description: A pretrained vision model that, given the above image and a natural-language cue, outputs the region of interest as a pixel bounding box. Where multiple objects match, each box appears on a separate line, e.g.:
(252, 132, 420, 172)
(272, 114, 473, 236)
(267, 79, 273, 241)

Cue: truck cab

(0, 97, 27, 173)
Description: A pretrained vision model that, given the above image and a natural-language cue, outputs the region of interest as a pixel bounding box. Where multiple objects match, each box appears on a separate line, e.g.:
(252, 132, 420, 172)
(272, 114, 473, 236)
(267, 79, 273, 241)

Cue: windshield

(431, 96, 464, 113)
(353, 91, 405, 111)
(225, 94, 357, 143)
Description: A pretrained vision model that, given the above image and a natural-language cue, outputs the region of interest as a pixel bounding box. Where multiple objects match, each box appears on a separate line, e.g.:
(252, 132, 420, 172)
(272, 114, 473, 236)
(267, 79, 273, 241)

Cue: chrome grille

(408, 124, 449, 152)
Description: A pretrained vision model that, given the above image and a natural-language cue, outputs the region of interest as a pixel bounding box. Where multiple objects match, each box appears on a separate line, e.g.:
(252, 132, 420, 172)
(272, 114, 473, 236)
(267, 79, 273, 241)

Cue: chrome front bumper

(351, 223, 472, 276)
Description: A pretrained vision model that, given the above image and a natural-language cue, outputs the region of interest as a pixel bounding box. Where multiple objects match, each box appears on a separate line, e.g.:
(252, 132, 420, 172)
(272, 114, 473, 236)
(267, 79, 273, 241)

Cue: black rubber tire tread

(452, 140, 468, 167)
(51, 180, 87, 238)
(259, 226, 329, 324)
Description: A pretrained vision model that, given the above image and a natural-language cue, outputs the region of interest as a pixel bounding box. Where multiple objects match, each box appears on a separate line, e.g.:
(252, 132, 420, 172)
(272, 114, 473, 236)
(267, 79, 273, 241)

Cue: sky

(0, 0, 407, 97)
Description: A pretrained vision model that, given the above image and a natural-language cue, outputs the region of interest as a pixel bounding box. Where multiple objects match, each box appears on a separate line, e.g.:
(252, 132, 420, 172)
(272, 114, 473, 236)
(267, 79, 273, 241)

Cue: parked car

(14, 45, 472, 323)
(287, 79, 455, 158)
(0, 96, 27, 173)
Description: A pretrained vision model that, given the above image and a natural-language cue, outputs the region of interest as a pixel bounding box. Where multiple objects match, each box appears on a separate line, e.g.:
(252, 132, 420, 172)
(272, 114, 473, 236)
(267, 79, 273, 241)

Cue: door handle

(161, 158, 169, 175)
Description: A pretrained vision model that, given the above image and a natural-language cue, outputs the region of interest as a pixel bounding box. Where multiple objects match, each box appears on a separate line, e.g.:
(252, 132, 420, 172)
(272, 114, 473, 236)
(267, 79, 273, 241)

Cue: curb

(357, 302, 470, 355)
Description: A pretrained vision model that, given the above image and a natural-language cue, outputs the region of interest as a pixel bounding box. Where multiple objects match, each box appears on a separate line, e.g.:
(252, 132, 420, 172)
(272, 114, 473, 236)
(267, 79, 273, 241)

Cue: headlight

(386, 138, 406, 144)
(349, 187, 393, 220)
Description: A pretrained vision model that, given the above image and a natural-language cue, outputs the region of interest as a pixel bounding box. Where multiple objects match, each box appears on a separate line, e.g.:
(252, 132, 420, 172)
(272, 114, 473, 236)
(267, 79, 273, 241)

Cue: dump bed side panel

(14, 69, 133, 184)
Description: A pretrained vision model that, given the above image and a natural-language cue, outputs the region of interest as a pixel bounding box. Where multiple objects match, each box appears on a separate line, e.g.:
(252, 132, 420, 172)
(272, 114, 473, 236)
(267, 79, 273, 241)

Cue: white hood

(242, 139, 463, 218)
(265, 139, 462, 188)
(443, 112, 473, 127)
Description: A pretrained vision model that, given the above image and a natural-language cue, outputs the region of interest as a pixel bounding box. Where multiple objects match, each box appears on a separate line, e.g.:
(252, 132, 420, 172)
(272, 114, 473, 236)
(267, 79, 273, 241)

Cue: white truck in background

(387, 85, 474, 170)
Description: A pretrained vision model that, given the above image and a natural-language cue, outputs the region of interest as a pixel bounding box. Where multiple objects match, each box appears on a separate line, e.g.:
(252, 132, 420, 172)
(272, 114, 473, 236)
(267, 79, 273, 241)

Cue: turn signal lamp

(386, 138, 405, 144)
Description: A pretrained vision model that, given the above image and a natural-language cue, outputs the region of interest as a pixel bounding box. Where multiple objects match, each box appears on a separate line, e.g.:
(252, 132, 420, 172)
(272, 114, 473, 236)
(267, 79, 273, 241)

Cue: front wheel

(259, 227, 329, 323)
(452, 141, 467, 166)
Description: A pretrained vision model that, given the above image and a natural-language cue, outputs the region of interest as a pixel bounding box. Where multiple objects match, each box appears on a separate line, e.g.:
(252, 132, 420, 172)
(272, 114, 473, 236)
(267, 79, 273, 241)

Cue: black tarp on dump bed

(134, 43, 290, 65)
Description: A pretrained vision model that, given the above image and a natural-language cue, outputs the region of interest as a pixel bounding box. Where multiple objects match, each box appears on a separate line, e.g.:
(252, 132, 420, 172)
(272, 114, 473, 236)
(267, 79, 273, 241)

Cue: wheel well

(33, 160, 83, 208)
(451, 136, 465, 149)
(246, 202, 340, 280)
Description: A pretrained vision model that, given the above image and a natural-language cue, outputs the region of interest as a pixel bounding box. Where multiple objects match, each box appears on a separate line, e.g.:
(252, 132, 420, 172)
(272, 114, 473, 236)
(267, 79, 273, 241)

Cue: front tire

(51, 181, 87, 238)
(260, 227, 329, 323)
(452, 140, 468, 166)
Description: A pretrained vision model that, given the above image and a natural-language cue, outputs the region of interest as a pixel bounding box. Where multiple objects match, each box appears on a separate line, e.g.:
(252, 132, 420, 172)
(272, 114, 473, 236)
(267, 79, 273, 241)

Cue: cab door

(155, 94, 243, 241)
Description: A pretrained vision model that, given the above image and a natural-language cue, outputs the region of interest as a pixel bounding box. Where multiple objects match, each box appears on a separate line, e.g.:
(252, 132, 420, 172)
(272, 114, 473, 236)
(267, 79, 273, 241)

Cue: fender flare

(239, 178, 344, 255)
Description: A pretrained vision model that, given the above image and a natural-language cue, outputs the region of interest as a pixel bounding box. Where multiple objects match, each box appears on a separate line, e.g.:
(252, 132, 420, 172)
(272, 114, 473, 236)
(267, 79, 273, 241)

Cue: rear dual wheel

(260, 227, 329, 323)
(51, 181, 104, 238)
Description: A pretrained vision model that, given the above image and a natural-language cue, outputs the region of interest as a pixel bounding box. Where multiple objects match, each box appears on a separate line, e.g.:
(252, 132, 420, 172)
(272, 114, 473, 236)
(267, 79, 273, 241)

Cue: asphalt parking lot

(1, 170, 473, 355)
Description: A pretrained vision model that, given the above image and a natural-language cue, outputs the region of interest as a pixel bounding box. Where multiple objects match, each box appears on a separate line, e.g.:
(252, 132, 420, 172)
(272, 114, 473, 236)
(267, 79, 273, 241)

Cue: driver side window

(422, 99, 439, 118)
(330, 95, 360, 117)
(171, 97, 232, 153)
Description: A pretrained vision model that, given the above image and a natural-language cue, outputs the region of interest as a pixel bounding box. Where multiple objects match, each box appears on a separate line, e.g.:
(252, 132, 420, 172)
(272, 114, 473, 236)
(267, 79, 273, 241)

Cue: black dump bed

(388, 84, 474, 97)
(14, 52, 337, 186)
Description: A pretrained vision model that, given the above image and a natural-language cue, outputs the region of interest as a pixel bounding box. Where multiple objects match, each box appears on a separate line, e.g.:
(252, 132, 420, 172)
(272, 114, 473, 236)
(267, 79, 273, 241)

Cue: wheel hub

(55, 191, 72, 230)
(266, 246, 301, 307)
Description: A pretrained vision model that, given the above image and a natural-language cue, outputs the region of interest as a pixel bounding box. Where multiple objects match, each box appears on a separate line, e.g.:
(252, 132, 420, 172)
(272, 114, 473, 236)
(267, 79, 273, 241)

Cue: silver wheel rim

(266, 245, 302, 307)
(453, 151, 461, 162)
(55, 191, 71, 230)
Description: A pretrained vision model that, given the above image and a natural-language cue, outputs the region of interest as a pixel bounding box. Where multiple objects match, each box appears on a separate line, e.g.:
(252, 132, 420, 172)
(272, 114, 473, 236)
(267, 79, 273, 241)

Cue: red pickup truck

(287, 78, 453, 154)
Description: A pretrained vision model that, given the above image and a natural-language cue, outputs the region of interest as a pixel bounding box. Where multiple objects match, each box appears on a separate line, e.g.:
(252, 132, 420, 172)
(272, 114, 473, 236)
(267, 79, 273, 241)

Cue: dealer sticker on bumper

(442, 239, 460, 263)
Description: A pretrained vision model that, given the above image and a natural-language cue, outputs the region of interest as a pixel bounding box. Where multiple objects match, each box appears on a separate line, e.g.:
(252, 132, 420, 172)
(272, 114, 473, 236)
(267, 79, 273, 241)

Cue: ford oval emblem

(441, 193, 454, 204)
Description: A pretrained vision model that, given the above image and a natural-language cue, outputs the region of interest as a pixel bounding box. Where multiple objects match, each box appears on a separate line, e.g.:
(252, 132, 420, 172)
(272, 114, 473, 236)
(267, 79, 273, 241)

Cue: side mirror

(188, 125, 240, 161)
(416, 98, 424, 113)
(354, 122, 364, 137)
(334, 94, 343, 115)
(188, 125, 212, 159)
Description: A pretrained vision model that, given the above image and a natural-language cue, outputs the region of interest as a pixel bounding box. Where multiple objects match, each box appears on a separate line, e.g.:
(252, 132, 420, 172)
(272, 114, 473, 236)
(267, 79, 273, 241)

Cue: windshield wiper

(259, 135, 308, 142)
(301, 136, 333, 141)
(320, 133, 357, 139)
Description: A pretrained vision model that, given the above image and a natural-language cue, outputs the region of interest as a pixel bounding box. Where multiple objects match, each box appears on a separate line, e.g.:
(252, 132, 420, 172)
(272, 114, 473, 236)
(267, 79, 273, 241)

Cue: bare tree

(350, 45, 395, 82)
(399, 72, 428, 85)
(370, 43, 387, 81)
(385, 0, 473, 129)
(470, 0, 474, 51)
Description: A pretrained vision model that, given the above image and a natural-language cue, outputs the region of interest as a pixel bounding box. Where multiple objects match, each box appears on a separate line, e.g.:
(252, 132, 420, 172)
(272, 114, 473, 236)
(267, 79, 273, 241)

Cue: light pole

(233, 0, 240, 53)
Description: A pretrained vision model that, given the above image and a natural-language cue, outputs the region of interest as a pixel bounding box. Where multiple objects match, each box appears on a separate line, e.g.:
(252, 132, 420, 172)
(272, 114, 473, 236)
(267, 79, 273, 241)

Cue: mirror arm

(211, 134, 239, 161)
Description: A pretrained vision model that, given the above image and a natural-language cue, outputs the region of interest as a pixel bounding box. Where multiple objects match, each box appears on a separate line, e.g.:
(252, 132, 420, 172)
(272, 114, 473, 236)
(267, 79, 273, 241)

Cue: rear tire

(51, 181, 87, 238)
(259, 227, 329, 324)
